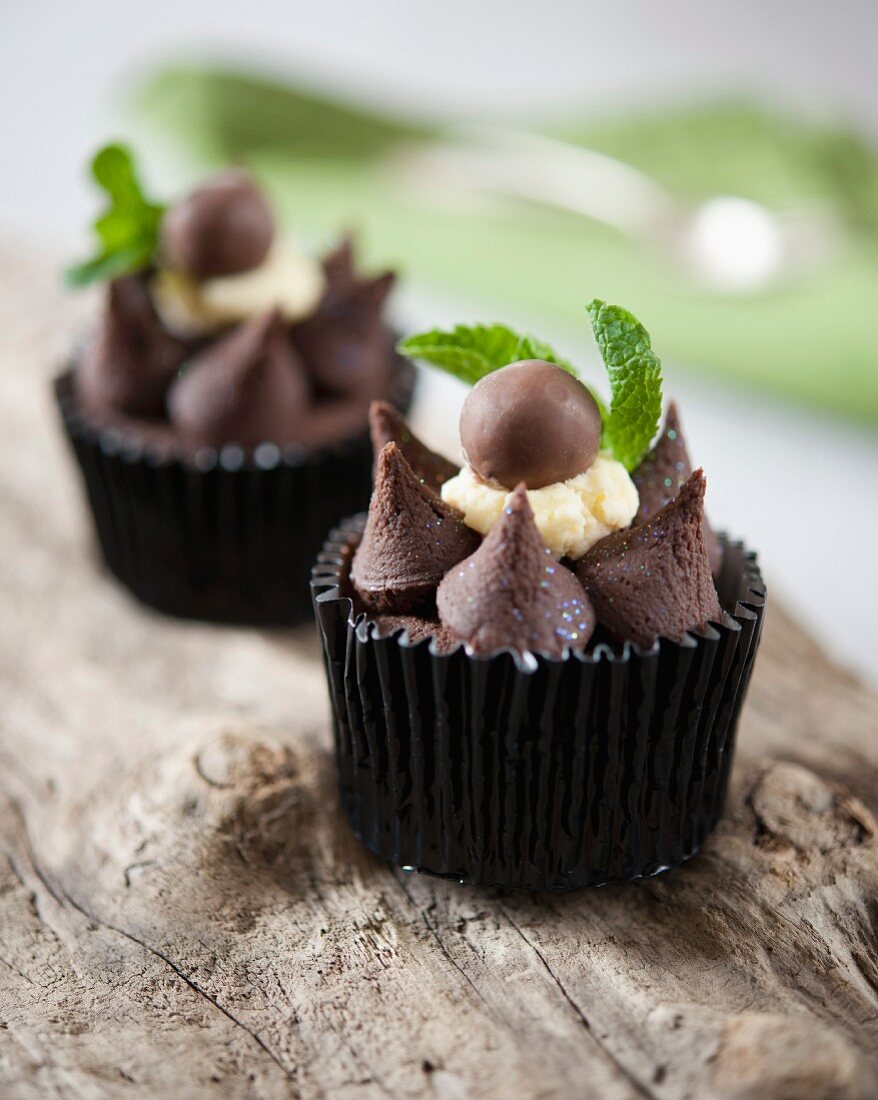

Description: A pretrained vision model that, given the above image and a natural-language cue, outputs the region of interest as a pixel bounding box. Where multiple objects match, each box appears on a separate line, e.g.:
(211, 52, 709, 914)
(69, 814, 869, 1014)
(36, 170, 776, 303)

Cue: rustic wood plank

(1, 248, 877, 1099)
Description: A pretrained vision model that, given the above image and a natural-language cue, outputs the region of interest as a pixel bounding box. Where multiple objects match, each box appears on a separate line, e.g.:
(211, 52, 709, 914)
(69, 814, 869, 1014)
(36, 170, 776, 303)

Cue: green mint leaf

(64, 143, 165, 288)
(92, 144, 147, 203)
(587, 299, 663, 471)
(64, 247, 149, 288)
(397, 323, 576, 387)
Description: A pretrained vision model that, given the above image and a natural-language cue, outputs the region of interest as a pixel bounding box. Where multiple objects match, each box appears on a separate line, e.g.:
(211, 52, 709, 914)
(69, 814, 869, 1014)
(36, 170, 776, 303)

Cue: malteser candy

(459, 360, 602, 490)
(162, 170, 274, 279)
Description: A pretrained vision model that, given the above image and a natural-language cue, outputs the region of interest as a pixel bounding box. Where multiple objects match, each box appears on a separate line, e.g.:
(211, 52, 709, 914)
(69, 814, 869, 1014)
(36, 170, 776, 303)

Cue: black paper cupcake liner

(54, 359, 414, 626)
(312, 516, 766, 891)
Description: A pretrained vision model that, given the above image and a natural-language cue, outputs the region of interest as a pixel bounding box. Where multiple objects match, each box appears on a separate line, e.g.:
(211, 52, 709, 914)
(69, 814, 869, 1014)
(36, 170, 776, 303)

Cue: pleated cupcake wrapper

(312, 516, 766, 891)
(54, 360, 414, 626)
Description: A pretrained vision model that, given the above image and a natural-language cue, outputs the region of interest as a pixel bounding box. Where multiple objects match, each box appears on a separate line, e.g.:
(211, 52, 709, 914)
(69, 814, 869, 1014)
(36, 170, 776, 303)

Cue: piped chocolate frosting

(369, 401, 459, 491)
(75, 274, 187, 419)
(577, 470, 721, 647)
(161, 170, 274, 279)
(351, 443, 479, 613)
(459, 360, 602, 489)
(373, 614, 460, 653)
(437, 485, 595, 656)
(319, 235, 359, 309)
(632, 402, 722, 575)
(167, 309, 310, 449)
(292, 259, 395, 398)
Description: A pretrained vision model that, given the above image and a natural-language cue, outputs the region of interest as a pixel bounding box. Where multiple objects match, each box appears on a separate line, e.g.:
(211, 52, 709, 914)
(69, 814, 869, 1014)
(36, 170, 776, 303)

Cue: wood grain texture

(1, 250, 877, 1099)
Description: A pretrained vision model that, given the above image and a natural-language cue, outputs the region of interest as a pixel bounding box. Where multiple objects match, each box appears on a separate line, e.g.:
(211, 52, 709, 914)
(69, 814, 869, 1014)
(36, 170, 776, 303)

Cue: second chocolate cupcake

(56, 145, 413, 624)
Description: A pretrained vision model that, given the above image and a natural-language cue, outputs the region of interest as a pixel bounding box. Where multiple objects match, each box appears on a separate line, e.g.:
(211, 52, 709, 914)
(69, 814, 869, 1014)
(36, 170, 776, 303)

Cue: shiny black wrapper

(312, 516, 766, 891)
(54, 359, 414, 626)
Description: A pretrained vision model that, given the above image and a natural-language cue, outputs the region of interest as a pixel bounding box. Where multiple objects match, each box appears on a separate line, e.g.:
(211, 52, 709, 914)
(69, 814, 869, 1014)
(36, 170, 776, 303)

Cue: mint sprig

(397, 323, 577, 387)
(65, 144, 165, 287)
(587, 299, 663, 471)
(398, 302, 663, 471)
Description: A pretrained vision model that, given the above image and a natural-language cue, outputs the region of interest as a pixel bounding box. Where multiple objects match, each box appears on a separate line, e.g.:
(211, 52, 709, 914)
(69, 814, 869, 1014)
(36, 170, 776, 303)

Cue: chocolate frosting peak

(75, 274, 187, 419)
(437, 485, 595, 657)
(320, 235, 358, 309)
(292, 241, 396, 397)
(167, 308, 310, 449)
(369, 401, 459, 492)
(632, 401, 722, 576)
(578, 469, 721, 647)
(351, 443, 479, 613)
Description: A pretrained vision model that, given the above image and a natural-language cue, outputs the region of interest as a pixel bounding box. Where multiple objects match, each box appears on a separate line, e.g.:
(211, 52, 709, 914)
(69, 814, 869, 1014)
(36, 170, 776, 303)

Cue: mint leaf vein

(587, 299, 662, 471)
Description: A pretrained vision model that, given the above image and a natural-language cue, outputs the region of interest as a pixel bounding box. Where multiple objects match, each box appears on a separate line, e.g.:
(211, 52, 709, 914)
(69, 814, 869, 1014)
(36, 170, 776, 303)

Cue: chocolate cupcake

(55, 145, 413, 624)
(313, 302, 765, 889)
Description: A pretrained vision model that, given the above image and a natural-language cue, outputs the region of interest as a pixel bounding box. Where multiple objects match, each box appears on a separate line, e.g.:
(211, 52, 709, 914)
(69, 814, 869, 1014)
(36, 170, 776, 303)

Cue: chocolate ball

(460, 360, 602, 489)
(161, 170, 274, 279)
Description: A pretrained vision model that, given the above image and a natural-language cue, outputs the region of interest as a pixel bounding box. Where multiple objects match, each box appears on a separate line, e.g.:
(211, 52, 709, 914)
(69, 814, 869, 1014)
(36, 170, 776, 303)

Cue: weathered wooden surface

(1, 249, 877, 1099)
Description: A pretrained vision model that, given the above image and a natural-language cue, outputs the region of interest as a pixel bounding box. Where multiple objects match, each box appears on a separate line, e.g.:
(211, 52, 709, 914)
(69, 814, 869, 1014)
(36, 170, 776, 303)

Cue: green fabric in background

(136, 66, 878, 425)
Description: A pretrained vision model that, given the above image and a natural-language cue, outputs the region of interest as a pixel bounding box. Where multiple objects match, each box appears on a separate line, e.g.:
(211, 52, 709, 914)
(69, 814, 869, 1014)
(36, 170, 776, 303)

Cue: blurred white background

(2, 0, 877, 680)
(6, 1, 878, 246)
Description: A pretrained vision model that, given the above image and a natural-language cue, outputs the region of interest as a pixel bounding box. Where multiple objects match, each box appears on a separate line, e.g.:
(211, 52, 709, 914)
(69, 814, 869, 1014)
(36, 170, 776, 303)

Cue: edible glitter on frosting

(436, 485, 596, 656)
(632, 401, 723, 576)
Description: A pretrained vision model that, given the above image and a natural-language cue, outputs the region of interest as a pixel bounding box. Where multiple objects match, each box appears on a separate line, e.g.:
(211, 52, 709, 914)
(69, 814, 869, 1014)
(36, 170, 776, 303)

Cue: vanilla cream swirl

(441, 454, 639, 560)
